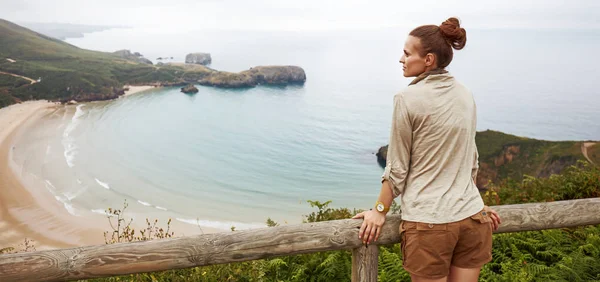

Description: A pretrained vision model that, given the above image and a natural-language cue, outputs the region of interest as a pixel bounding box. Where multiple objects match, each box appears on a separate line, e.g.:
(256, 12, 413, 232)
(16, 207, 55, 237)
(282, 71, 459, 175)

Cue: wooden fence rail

(1, 198, 600, 282)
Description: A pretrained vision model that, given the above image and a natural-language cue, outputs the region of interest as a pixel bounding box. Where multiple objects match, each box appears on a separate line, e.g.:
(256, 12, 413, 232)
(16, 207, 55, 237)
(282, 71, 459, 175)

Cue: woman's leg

(448, 209, 492, 282)
(411, 274, 448, 282)
(447, 265, 481, 282)
(409, 260, 482, 281)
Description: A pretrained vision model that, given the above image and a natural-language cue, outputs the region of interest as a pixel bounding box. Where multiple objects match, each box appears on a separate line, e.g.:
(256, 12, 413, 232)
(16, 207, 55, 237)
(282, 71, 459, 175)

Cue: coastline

(0, 101, 105, 250)
(0, 99, 222, 252)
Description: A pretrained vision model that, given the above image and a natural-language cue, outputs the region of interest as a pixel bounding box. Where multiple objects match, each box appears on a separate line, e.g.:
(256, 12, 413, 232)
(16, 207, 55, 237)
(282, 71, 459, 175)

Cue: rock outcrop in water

(242, 66, 306, 85)
(376, 145, 388, 167)
(185, 53, 212, 65)
(198, 66, 306, 88)
(113, 49, 153, 65)
(181, 84, 199, 94)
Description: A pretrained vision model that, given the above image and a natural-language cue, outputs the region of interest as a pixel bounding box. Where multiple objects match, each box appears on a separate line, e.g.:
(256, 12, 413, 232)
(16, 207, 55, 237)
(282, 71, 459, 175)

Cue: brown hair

(409, 17, 466, 69)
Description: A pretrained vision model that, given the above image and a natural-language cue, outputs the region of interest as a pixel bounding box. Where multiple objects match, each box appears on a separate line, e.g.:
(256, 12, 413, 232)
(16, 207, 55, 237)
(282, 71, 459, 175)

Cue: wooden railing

(1, 198, 600, 282)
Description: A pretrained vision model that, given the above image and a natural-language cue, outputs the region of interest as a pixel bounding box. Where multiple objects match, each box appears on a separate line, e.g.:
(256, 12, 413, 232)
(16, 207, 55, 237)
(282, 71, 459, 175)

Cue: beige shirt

(382, 72, 484, 224)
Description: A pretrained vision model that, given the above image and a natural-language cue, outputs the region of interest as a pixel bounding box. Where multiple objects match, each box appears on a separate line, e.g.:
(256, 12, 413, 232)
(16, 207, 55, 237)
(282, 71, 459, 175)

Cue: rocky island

(181, 84, 198, 94)
(185, 53, 212, 65)
(198, 66, 306, 88)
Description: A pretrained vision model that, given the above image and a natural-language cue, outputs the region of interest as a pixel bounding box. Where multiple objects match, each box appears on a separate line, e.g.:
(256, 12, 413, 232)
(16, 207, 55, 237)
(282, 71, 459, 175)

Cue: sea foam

(55, 195, 77, 216)
(44, 180, 78, 216)
(95, 178, 110, 190)
(137, 200, 152, 206)
(91, 209, 113, 217)
(62, 104, 85, 168)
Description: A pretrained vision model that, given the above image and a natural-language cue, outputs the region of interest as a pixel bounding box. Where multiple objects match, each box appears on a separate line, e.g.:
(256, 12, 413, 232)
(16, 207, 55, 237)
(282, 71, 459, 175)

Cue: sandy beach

(0, 101, 108, 251)
(122, 85, 156, 97)
(0, 99, 221, 252)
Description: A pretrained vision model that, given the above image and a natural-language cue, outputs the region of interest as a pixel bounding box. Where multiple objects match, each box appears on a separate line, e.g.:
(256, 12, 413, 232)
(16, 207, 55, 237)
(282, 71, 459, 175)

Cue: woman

(352, 17, 501, 282)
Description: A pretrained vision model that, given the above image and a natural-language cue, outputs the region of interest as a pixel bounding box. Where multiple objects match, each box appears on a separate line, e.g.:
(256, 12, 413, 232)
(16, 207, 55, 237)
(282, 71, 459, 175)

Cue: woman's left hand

(352, 210, 386, 244)
(484, 206, 502, 231)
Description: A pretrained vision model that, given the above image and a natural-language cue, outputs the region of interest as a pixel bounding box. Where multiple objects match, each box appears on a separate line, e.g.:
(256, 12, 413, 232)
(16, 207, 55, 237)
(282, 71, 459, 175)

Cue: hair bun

(439, 17, 466, 50)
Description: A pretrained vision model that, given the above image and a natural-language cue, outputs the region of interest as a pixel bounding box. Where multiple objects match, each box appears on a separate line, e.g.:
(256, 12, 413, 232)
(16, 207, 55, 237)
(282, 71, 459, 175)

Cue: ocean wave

(137, 200, 152, 206)
(155, 206, 168, 211)
(95, 178, 110, 190)
(63, 191, 78, 201)
(63, 186, 87, 201)
(91, 209, 114, 217)
(62, 104, 85, 168)
(176, 218, 265, 231)
(55, 195, 77, 216)
(44, 180, 57, 192)
(43, 181, 78, 216)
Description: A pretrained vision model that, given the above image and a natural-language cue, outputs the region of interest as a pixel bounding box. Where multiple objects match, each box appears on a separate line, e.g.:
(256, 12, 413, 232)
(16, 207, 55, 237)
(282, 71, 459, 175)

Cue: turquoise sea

(11, 28, 600, 231)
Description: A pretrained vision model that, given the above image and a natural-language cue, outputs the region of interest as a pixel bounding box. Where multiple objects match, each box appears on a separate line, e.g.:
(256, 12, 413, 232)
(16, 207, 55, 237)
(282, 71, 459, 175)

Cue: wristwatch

(375, 201, 389, 213)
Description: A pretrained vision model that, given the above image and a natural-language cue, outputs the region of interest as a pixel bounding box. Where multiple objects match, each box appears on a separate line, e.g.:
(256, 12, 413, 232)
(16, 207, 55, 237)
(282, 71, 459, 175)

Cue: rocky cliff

(241, 66, 307, 85)
(198, 66, 306, 88)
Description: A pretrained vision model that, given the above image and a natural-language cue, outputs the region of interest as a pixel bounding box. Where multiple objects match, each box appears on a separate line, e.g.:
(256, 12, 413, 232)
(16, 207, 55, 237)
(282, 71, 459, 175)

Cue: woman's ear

(425, 53, 436, 67)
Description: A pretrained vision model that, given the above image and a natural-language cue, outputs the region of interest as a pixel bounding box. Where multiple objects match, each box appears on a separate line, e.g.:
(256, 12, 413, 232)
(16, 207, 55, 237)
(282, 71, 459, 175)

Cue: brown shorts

(400, 209, 493, 279)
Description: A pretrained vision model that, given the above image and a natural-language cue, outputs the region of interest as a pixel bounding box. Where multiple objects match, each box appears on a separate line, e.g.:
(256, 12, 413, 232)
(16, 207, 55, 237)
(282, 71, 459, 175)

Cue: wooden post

(352, 244, 378, 282)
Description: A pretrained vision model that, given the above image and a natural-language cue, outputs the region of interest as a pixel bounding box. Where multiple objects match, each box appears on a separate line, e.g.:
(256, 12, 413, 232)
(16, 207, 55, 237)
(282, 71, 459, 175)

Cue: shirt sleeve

(471, 99, 479, 184)
(472, 143, 479, 182)
(381, 94, 412, 198)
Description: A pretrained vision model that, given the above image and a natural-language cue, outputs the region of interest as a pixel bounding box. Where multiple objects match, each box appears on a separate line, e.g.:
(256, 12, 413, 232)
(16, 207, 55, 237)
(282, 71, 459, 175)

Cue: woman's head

(400, 17, 467, 77)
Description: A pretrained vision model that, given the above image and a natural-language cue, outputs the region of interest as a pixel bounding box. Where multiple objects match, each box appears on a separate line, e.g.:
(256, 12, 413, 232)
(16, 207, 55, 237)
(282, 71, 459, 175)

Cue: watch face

(376, 203, 384, 212)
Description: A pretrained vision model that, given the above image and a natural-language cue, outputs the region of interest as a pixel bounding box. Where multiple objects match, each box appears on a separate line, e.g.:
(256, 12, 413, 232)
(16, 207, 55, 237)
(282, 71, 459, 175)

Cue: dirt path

(0, 71, 37, 84)
(581, 142, 597, 165)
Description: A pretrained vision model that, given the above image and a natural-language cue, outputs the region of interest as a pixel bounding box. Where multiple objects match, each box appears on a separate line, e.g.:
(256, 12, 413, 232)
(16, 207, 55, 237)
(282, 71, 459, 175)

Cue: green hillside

(0, 19, 306, 107)
(0, 19, 211, 105)
(474, 130, 594, 186)
(377, 130, 598, 188)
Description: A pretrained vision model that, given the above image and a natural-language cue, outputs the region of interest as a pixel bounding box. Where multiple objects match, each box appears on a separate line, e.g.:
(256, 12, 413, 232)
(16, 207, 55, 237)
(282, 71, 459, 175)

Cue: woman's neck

(409, 68, 447, 85)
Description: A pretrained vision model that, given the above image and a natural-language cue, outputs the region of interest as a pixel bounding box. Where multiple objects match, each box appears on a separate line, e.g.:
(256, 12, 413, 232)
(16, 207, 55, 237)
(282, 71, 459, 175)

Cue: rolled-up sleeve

(472, 143, 479, 182)
(471, 101, 479, 183)
(382, 94, 412, 197)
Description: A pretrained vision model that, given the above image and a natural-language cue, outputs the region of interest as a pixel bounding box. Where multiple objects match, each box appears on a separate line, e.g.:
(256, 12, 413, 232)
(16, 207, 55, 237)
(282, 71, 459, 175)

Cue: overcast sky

(1, 0, 598, 31)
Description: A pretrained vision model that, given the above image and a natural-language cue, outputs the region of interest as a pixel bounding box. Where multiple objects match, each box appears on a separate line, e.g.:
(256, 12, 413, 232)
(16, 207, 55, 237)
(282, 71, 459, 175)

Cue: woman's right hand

(352, 210, 387, 244)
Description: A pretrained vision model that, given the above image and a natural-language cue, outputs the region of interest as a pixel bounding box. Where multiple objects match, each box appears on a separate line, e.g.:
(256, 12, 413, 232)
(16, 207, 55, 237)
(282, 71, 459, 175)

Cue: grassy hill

(377, 130, 599, 188)
(0, 19, 211, 106)
(473, 130, 598, 187)
(0, 19, 305, 107)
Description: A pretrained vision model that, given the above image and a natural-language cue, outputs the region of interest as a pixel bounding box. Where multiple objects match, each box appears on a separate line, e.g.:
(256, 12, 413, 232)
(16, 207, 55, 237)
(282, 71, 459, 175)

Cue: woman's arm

(352, 179, 394, 244)
(352, 94, 412, 244)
